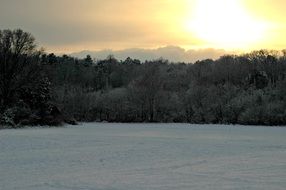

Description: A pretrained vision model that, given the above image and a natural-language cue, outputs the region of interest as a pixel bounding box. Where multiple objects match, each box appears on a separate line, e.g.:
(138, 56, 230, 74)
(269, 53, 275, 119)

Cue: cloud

(2, 0, 284, 52)
(70, 46, 230, 63)
(0, 0, 201, 51)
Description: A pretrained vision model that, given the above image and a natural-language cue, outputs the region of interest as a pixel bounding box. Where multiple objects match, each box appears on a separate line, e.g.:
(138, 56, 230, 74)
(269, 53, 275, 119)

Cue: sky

(1, 0, 286, 60)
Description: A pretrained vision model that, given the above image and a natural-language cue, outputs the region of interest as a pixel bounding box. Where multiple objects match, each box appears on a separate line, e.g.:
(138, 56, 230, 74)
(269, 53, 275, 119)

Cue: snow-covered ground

(1, 123, 286, 190)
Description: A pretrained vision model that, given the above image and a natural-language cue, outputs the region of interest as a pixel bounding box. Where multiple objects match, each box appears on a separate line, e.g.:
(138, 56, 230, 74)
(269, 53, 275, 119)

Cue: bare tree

(0, 29, 40, 111)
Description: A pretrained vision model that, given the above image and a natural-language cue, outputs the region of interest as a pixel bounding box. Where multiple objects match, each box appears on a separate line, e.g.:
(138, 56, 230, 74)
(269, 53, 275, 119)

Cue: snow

(1, 123, 286, 190)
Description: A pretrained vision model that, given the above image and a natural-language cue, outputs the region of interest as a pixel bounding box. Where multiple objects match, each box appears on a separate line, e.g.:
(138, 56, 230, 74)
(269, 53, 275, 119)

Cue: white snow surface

(1, 123, 286, 190)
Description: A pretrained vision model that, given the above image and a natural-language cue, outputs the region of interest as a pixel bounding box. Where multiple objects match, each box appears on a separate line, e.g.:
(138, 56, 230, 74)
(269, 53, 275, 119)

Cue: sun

(186, 0, 268, 49)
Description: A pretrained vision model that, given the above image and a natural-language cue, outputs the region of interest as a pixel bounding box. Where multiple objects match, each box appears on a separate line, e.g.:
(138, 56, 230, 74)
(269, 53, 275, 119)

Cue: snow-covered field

(1, 123, 286, 190)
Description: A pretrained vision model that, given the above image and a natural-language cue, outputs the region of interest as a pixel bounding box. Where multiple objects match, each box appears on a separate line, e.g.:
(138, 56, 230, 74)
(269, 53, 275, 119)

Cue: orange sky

(0, 0, 285, 54)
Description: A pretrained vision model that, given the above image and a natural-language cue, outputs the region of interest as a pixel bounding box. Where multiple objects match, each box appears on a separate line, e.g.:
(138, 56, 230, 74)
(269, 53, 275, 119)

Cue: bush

(0, 108, 16, 126)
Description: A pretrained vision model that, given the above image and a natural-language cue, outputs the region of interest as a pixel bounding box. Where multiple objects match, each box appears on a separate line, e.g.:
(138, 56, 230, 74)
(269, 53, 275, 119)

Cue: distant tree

(123, 57, 141, 65)
(127, 63, 162, 121)
(84, 55, 93, 66)
(186, 83, 208, 123)
(47, 53, 57, 64)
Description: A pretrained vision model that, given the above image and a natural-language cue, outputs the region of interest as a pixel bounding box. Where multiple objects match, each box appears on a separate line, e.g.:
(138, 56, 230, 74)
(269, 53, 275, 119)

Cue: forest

(1, 29, 286, 127)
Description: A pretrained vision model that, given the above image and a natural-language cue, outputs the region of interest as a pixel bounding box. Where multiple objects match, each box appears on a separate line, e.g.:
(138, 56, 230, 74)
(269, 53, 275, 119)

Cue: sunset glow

(0, 0, 285, 55)
(186, 0, 269, 49)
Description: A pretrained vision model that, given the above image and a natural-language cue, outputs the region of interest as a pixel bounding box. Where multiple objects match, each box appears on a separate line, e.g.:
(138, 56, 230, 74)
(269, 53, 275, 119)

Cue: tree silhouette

(0, 29, 40, 110)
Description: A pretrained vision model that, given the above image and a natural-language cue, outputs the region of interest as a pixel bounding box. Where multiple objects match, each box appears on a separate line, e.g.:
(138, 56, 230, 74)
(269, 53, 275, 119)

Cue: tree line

(1, 29, 286, 127)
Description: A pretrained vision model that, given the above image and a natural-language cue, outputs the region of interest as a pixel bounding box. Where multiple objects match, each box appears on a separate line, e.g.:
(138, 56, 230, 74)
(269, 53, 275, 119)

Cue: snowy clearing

(1, 123, 286, 190)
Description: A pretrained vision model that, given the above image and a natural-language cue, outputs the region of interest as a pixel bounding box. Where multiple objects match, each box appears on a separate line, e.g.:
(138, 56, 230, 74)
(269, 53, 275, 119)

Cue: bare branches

(0, 29, 39, 110)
